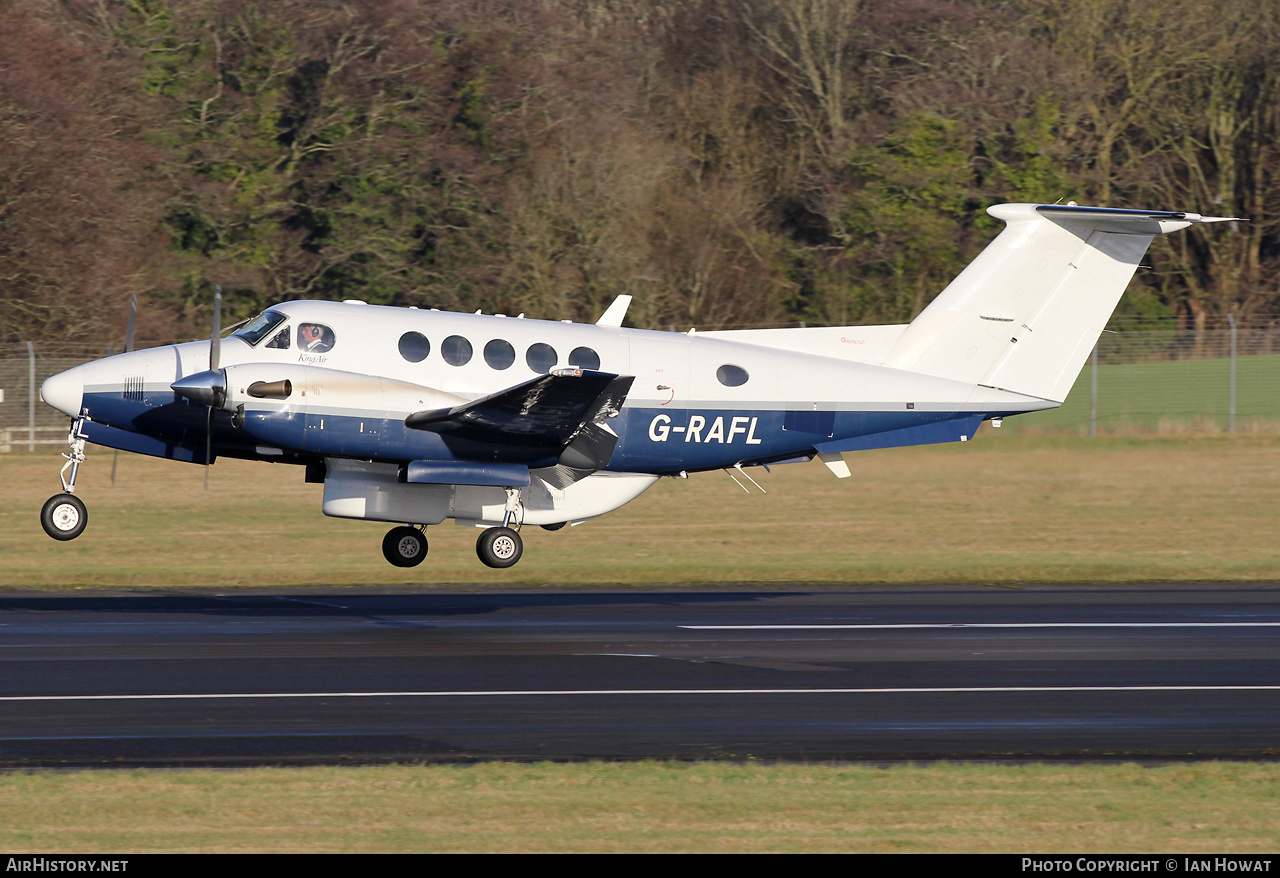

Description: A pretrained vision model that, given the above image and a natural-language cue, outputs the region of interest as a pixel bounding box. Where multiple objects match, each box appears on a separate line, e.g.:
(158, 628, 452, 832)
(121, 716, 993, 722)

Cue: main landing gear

(476, 526, 523, 569)
(476, 486, 525, 569)
(382, 526, 428, 567)
(383, 488, 533, 570)
(379, 523, 525, 569)
(40, 419, 89, 541)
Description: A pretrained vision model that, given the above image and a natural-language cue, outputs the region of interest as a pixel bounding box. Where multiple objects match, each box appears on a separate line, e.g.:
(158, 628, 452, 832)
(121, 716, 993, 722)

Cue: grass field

(3, 762, 1279, 853)
(4, 431, 1280, 587)
(5, 434, 1280, 852)
(1014, 353, 1280, 434)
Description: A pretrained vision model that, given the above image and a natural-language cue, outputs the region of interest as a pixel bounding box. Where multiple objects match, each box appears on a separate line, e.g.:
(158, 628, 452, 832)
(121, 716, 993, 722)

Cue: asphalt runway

(3, 585, 1280, 767)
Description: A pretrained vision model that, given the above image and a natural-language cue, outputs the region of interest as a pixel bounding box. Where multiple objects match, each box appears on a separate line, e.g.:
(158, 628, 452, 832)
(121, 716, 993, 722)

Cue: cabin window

(569, 346, 600, 370)
(298, 323, 335, 353)
(442, 335, 473, 366)
(398, 331, 431, 363)
(233, 310, 287, 346)
(265, 327, 291, 350)
(526, 342, 557, 373)
(484, 339, 516, 370)
(716, 364, 749, 387)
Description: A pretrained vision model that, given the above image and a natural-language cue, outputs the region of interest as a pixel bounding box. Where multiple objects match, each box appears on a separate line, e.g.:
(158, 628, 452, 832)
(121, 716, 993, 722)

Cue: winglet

(596, 295, 632, 327)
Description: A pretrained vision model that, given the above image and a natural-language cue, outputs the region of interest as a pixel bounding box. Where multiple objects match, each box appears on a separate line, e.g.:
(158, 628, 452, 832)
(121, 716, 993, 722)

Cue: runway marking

(5, 685, 1280, 702)
(681, 623, 1280, 629)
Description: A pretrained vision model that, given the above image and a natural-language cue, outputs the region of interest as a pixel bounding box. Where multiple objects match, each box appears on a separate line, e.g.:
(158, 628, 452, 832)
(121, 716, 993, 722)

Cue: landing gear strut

(40, 419, 89, 541)
(382, 525, 427, 567)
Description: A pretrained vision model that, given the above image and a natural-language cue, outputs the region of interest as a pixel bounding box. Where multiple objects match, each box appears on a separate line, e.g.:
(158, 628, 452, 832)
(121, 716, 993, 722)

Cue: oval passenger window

(716, 364, 749, 387)
(526, 342, 557, 373)
(568, 346, 600, 371)
(442, 335, 473, 366)
(484, 339, 516, 370)
(398, 331, 431, 363)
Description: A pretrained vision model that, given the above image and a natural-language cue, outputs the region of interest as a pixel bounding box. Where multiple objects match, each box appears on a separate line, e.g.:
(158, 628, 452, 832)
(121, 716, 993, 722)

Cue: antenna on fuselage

(595, 295, 632, 328)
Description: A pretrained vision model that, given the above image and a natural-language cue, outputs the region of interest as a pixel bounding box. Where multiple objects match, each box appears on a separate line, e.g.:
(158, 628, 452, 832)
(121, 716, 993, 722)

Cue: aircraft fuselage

(42, 300, 1046, 474)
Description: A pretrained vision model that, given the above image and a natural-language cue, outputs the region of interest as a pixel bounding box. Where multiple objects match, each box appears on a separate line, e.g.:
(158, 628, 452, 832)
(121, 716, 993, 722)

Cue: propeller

(168, 286, 226, 490)
(205, 285, 221, 490)
(110, 295, 137, 487)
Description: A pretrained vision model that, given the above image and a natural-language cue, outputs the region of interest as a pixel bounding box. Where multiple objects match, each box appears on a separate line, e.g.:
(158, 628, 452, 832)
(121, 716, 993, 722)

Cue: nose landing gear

(41, 493, 87, 541)
(40, 419, 89, 541)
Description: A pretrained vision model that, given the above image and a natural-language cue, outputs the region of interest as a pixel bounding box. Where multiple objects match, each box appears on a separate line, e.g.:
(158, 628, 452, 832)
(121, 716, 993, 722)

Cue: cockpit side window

(232, 310, 288, 346)
(297, 323, 335, 353)
(265, 327, 291, 350)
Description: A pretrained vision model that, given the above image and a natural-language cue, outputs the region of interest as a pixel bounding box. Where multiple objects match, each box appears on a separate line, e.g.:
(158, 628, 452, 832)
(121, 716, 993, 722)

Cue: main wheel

(382, 526, 427, 567)
(540, 522, 567, 532)
(41, 493, 87, 541)
(477, 526, 523, 569)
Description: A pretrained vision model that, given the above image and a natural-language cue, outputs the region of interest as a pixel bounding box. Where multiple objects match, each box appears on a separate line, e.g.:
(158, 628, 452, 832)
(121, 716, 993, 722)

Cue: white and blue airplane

(37, 203, 1234, 568)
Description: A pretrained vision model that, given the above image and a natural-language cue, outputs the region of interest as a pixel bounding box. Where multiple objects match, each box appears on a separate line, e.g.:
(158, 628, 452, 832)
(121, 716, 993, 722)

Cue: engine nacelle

(222, 363, 464, 417)
(217, 363, 466, 456)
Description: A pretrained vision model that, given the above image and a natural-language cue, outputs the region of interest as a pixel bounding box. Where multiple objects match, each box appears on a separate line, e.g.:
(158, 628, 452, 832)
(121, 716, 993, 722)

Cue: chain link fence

(3, 321, 1279, 449)
(0, 344, 112, 451)
(1015, 317, 1280, 434)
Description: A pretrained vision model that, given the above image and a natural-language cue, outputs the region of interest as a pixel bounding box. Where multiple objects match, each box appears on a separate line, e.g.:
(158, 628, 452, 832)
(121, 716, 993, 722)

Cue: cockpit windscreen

(232, 310, 288, 346)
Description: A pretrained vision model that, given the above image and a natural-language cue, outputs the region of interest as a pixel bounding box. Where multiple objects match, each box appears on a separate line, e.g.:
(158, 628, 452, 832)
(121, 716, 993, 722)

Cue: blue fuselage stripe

(81, 391, 999, 472)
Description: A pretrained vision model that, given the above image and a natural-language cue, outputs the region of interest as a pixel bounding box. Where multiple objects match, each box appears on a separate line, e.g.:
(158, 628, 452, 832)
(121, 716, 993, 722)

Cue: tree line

(1, 0, 1277, 346)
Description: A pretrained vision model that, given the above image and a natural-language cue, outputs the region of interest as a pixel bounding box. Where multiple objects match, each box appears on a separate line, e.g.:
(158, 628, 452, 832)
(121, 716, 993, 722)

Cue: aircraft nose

(40, 367, 84, 418)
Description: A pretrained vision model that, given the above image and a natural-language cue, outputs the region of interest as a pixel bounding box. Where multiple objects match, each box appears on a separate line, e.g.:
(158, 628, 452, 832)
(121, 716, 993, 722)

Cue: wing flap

(405, 370, 634, 457)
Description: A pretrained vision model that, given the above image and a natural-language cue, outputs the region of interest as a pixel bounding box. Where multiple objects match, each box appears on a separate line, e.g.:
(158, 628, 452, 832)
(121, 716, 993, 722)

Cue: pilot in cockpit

(298, 323, 334, 353)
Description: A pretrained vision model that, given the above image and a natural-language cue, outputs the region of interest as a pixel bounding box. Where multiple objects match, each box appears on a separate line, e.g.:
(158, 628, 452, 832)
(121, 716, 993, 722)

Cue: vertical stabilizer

(882, 204, 1237, 402)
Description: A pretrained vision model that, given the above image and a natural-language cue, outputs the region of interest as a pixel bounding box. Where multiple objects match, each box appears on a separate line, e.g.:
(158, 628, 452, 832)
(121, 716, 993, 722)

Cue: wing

(404, 369, 634, 456)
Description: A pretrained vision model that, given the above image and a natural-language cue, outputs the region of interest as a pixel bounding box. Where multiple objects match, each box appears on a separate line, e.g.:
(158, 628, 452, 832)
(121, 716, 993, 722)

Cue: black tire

(477, 526, 523, 569)
(41, 493, 87, 541)
(540, 522, 567, 532)
(382, 526, 427, 567)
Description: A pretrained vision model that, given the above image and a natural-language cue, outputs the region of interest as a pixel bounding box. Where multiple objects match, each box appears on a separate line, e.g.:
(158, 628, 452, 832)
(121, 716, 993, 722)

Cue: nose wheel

(382, 526, 428, 567)
(40, 493, 87, 541)
(42, 418, 90, 541)
(477, 526, 523, 568)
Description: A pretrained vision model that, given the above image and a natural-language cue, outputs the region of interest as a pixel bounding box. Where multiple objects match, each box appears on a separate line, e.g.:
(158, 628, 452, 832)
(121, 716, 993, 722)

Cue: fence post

(1228, 314, 1237, 434)
(26, 341, 35, 452)
(1090, 341, 1098, 436)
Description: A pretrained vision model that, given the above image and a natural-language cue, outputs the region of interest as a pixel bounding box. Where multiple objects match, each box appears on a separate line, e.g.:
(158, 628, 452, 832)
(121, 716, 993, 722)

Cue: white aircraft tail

(881, 203, 1238, 403)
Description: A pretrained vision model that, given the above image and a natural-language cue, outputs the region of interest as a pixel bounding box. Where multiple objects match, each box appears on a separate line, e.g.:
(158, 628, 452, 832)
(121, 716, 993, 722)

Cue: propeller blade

(210, 285, 222, 371)
(112, 295, 137, 487)
(205, 406, 213, 491)
(125, 295, 136, 353)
